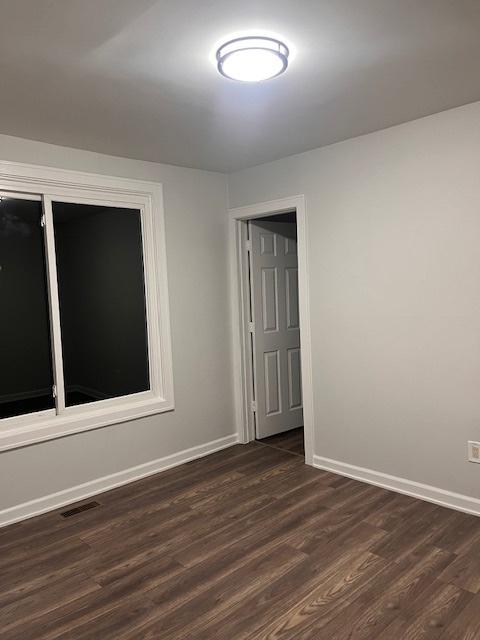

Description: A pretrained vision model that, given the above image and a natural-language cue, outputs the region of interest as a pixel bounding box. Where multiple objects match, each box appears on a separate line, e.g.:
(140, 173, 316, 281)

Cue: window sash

(0, 163, 174, 451)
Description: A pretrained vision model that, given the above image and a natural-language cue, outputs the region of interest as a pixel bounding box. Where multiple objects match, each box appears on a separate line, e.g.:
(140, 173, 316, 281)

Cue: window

(0, 196, 55, 419)
(0, 163, 174, 451)
(53, 202, 150, 406)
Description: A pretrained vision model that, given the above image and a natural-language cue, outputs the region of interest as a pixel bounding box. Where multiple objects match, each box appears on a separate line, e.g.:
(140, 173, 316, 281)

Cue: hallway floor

(257, 426, 305, 457)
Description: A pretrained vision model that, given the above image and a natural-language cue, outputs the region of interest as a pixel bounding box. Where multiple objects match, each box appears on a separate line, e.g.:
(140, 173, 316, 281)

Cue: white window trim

(0, 160, 174, 452)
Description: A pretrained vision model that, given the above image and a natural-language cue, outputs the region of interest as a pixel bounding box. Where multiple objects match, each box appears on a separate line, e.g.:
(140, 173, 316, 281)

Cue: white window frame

(0, 160, 174, 452)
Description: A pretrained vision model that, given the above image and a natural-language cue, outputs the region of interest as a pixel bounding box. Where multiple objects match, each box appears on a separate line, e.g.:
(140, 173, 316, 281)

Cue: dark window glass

(0, 197, 54, 418)
(52, 202, 150, 407)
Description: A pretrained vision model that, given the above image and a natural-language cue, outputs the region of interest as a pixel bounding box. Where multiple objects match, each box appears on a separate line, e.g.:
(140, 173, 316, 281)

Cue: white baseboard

(313, 455, 480, 517)
(0, 434, 239, 528)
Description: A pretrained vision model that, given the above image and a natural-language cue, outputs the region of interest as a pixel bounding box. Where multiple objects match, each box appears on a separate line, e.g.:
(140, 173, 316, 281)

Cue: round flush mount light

(216, 36, 289, 82)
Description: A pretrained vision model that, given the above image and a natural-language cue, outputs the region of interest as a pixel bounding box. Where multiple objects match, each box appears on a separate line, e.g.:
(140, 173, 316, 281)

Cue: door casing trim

(229, 195, 314, 465)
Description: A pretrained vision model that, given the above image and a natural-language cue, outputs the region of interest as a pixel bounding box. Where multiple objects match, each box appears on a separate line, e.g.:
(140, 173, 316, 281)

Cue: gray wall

(0, 134, 234, 510)
(229, 101, 480, 499)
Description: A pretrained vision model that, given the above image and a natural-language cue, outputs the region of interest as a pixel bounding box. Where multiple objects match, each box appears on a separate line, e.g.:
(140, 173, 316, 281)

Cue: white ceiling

(1, 0, 480, 172)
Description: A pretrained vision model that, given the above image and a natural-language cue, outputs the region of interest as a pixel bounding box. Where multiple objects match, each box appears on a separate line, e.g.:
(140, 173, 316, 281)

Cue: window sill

(0, 397, 174, 452)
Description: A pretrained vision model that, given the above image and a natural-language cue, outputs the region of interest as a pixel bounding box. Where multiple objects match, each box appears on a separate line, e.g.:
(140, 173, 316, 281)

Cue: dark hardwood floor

(257, 427, 305, 457)
(1, 442, 480, 639)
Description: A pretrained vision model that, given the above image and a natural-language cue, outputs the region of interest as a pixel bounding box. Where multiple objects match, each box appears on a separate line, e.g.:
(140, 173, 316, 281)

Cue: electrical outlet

(468, 441, 480, 464)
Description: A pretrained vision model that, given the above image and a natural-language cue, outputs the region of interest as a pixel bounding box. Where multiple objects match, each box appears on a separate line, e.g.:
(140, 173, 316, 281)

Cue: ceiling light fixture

(216, 36, 289, 82)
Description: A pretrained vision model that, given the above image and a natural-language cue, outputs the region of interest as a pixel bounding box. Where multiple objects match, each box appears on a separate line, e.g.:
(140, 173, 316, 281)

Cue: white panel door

(249, 220, 303, 438)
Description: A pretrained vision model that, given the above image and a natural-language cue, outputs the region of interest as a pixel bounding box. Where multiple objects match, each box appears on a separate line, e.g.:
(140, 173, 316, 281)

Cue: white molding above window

(0, 160, 174, 452)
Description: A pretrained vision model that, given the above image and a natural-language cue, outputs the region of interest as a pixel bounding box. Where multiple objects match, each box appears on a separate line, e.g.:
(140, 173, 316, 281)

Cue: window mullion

(42, 195, 66, 414)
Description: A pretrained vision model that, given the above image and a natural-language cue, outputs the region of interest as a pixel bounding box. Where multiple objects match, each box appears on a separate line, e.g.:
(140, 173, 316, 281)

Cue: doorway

(229, 196, 314, 465)
(247, 213, 304, 457)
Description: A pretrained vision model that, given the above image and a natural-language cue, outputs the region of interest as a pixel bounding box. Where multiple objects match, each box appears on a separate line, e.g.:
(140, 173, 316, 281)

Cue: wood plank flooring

(257, 427, 305, 457)
(1, 442, 479, 639)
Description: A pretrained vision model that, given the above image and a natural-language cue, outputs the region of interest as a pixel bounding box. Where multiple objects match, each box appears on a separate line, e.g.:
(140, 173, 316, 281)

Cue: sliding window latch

(52, 385, 57, 398)
(40, 214, 46, 228)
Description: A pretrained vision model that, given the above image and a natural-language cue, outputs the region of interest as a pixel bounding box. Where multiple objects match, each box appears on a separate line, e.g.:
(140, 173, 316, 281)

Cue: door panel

(261, 267, 279, 332)
(286, 268, 299, 329)
(287, 348, 303, 410)
(250, 220, 303, 438)
(260, 233, 276, 255)
(285, 235, 297, 255)
(264, 350, 281, 415)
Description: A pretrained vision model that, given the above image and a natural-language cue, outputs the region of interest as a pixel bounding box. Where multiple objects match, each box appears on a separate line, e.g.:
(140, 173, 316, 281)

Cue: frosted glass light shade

(216, 36, 289, 82)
